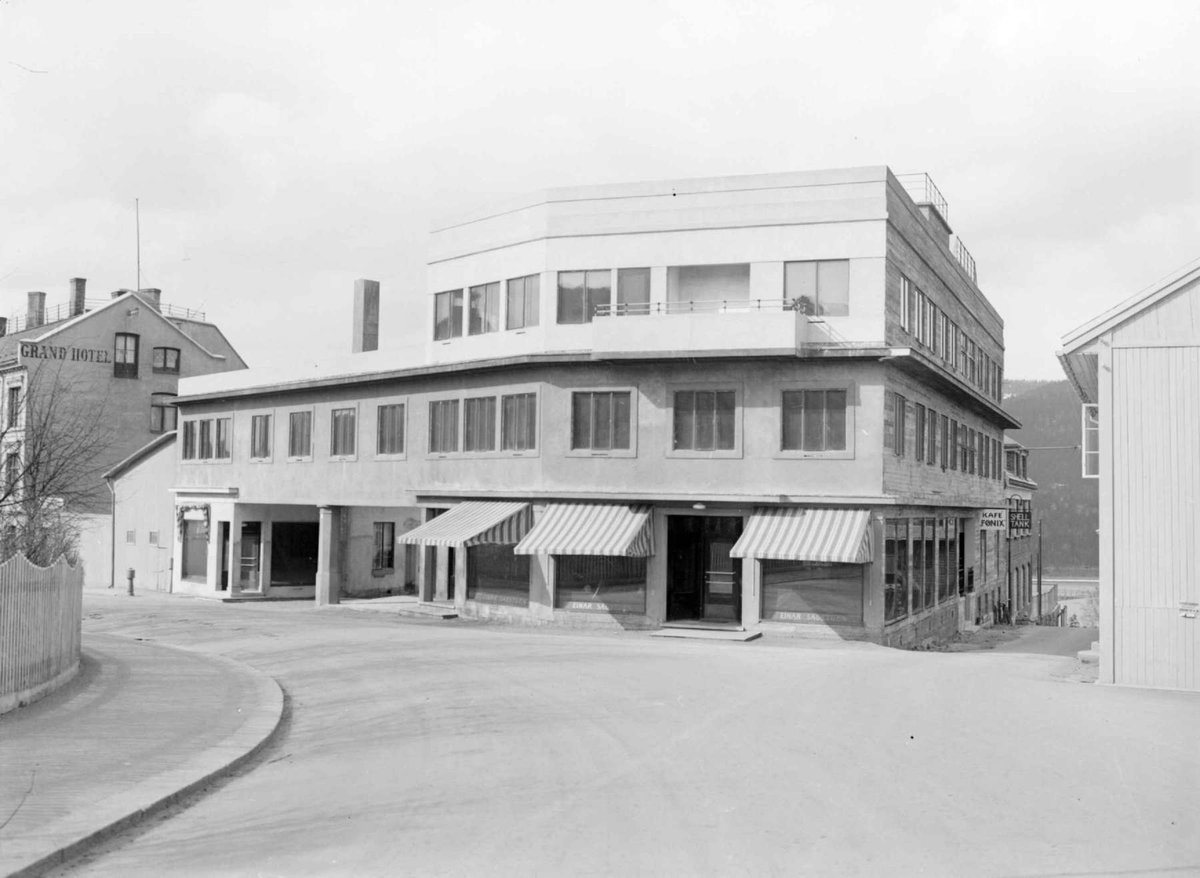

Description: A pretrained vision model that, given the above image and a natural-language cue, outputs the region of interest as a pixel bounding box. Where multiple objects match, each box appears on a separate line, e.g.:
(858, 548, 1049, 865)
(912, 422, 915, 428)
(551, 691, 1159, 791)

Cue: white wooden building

(1059, 260, 1200, 691)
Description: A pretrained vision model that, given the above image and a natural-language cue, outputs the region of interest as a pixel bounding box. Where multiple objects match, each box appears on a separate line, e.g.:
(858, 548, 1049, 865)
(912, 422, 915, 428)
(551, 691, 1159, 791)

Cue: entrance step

(219, 592, 305, 603)
(652, 626, 761, 642)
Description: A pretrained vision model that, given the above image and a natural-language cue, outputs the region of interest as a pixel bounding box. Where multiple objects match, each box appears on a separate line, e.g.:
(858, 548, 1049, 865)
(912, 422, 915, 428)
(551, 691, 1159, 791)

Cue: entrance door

(667, 516, 743, 623)
(239, 522, 262, 591)
(218, 522, 231, 591)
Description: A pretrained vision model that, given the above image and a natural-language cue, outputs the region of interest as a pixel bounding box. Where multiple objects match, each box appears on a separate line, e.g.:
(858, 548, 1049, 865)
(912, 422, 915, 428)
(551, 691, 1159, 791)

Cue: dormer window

(153, 347, 181, 374)
(114, 333, 139, 378)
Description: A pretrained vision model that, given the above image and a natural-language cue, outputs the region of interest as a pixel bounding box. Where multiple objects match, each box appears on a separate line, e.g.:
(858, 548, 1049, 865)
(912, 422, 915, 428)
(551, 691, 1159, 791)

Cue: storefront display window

(761, 560, 862, 624)
(554, 556, 647, 614)
(884, 520, 908, 623)
(466, 545, 530, 606)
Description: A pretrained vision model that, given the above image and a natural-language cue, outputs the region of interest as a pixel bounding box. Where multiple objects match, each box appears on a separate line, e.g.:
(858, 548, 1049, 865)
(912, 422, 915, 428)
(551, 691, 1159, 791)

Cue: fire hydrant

(126, 567, 135, 596)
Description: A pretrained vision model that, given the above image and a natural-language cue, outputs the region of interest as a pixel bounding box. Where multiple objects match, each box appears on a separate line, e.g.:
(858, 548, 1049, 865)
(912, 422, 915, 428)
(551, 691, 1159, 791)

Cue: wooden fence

(0, 555, 84, 714)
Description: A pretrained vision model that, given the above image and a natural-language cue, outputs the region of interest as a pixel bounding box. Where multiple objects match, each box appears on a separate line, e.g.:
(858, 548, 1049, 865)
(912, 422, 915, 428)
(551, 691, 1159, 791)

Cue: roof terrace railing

(595, 298, 805, 317)
(895, 172, 949, 220)
(952, 236, 978, 283)
(3, 297, 206, 334)
(159, 303, 207, 320)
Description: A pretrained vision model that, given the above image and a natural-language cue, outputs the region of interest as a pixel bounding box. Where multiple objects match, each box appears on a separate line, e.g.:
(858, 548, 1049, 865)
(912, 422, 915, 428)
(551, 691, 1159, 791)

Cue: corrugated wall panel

(1111, 346, 1200, 690)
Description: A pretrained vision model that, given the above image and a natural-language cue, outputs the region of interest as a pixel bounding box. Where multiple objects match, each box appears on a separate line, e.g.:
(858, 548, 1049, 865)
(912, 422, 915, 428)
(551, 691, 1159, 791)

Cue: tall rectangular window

(932, 309, 942, 358)
(617, 268, 651, 315)
(785, 260, 850, 316)
(114, 332, 139, 378)
(463, 396, 497, 452)
(151, 393, 178, 434)
(1081, 404, 1099, 477)
(781, 390, 847, 452)
(940, 414, 949, 469)
(899, 277, 912, 332)
(571, 391, 631, 451)
(927, 408, 938, 465)
(884, 520, 909, 623)
(673, 390, 736, 452)
(4, 453, 18, 492)
(959, 423, 968, 471)
(506, 275, 540, 330)
(330, 408, 356, 457)
(376, 404, 405, 455)
(182, 420, 197, 460)
(557, 270, 611, 324)
(501, 393, 537, 452)
(914, 404, 927, 460)
(6, 386, 20, 429)
(250, 414, 272, 459)
(468, 282, 500, 336)
(215, 418, 231, 460)
(894, 393, 907, 457)
(199, 420, 213, 459)
(968, 428, 977, 474)
(373, 522, 395, 570)
(429, 400, 460, 454)
(433, 290, 463, 340)
(288, 411, 313, 458)
(943, 317, 953, 363)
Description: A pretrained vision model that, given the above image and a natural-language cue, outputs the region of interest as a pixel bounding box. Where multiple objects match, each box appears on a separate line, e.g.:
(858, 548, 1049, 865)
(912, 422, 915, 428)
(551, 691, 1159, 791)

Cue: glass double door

(667, 516, 743, 623)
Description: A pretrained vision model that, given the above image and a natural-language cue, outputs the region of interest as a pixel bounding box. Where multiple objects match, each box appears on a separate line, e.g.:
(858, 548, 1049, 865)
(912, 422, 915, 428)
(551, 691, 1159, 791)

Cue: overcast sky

(2, 0, 1197, 380)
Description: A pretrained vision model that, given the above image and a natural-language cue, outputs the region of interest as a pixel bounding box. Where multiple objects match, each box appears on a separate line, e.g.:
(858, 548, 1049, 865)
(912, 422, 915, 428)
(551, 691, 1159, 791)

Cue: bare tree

(0, 364, 118, 566)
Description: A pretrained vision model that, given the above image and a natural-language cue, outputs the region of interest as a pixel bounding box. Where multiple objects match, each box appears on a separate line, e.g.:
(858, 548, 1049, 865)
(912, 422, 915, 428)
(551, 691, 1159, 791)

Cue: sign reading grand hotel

(20, 343, 112, 364)
(979, 509, 1008, 530)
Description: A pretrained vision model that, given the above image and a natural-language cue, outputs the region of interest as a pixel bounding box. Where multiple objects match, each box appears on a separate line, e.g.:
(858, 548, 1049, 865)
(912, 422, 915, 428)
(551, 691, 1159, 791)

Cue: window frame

(180, 414, 232, 463)
(467, 281, 501, 336)
(285, 407, 315, 462)
(557, 269, 612, 325)
(152, 346, 181, 374)
(433, 289, 464, 341)
(775, 382, 856, 460)
(505, 274, 540, 331)
(784, 259, 850, 317)
(565, 386, 639, 459)
(428, 397, 462, 456)
(499, 390, 539, 456)
(249, 411, 273, 462)
(114, 332, 139, 379)
(374, 398, 408, 459)
(328, 404, 359, 461)
(666, 382, 743, 460)
(372, 521, 396, 572)
(5, 383, 21, 430)
(1081, 404, 1099, 479)
(150, 392, 179, 435)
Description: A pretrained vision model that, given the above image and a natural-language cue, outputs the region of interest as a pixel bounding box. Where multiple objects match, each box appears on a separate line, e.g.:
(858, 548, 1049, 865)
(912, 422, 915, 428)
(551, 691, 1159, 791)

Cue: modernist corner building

(167, 167, 1020, 645)
(1059, 258, 1200, 690)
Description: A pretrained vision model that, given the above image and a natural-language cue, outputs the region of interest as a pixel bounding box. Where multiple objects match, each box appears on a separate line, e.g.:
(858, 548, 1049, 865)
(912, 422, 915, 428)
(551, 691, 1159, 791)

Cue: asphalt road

(49, 593, 1200, 878)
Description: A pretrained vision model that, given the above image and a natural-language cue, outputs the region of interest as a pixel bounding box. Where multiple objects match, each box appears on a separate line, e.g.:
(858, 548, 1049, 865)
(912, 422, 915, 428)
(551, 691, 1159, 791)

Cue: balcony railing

(952, 236, 977, 283)
(896, 172, 948, 220)
(595, 298, 799, 317)
(3, 298, 205, 334)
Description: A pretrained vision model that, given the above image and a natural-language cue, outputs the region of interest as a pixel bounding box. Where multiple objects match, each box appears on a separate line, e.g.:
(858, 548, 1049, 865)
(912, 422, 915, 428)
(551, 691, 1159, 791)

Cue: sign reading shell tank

(979, 509, 1008, 530)
(20, 343, 112, 363)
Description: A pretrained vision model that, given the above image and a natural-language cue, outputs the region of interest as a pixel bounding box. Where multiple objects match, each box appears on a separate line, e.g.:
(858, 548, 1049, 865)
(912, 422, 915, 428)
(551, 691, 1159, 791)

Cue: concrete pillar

(315, 505, 340, 606)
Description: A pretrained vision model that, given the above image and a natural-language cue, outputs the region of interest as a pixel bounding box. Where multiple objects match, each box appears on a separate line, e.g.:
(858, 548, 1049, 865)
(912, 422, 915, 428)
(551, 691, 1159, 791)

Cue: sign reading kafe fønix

(979, 509, 1008, 530)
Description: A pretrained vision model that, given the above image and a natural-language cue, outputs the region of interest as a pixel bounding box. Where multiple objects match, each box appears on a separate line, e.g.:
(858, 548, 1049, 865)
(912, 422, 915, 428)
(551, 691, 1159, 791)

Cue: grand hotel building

(166, 167, 1018, 645)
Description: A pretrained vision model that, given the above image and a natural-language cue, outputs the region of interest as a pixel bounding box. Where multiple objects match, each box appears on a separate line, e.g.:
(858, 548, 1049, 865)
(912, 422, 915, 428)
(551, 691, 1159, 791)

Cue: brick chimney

(138, 288, 162, 312)
(352, 279, 380, 353)
(70, 277, 87, 316)
(27, 292, 46, 329)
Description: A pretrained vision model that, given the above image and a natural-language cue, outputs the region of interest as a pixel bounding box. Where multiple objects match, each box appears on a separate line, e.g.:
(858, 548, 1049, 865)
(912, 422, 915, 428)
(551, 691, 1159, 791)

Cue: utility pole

(1036, 518, 1044, 620)
(136, 198, 141, 290)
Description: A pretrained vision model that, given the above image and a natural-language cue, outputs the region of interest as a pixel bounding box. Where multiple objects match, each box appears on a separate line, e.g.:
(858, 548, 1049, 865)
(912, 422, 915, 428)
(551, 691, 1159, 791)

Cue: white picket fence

(0, 555, 83, 714)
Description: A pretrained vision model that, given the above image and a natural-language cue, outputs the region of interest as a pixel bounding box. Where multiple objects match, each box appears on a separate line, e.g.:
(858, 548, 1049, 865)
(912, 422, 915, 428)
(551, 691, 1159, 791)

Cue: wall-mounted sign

(979, 509, 1008, 530)
(1009, 510, 1032, 532)
(20, 343, 112, 363)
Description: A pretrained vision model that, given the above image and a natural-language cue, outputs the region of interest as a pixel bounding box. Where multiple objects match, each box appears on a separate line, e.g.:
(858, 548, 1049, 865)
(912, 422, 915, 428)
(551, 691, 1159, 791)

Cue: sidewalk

(0, 634, 283, 877)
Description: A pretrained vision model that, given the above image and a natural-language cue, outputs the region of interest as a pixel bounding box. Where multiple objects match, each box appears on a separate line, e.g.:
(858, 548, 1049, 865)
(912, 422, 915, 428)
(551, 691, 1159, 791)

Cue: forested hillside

(1003, 379, 1099, 572)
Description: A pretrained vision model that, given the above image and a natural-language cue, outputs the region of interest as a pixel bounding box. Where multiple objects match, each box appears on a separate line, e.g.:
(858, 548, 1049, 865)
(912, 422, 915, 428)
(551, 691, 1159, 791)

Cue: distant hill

(1003, 379, 1099, 572)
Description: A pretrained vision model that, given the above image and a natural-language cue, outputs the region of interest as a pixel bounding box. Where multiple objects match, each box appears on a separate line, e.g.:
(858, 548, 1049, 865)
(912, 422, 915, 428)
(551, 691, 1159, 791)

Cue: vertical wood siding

(0, 556, 83, 711)
(1112, 346, 1200, 690)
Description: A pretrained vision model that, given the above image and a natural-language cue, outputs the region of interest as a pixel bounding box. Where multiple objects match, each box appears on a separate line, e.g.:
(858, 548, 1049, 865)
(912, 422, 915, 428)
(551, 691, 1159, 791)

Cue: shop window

(330, 408, 356, 457)
(667, 263, 749, 307)
(555, 555, 647, 614)
(501, 393, 536, 452)
(884, 520, 908, 623)
(571, 391, 631, 451)
(7, 385, 20, 429)
(673, 390, 736, 452)
(910, 519, 927, 612)
(785, 260, 849, 316)
(781, 389, 847, 453)
(429, 400, 460, 454)
(557, 270, 611, 324)
(433, 289, 464, 341)
(468, 282, 500, 336)
(376, 404, 405, 455)
(181, 518, 208, 581)
(288, 411, 313, 458)
(506, 275, 540, 330)
(466, 544, 530, 606)
(150, 393, 178, 433)
(463, 396, 497, 452)
(373, 522, 395, 571)
(761, 560, 862, 624)
(617, 268, 651, 315)
(271, 522, 319, 586)
(250, 414, 272, 460)
(114, 332, 139, 378)
(152, 347, 180, 374)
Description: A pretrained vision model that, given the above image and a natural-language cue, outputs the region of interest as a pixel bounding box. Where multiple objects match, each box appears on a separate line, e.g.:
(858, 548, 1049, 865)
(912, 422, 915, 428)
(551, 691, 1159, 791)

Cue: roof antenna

(135, 198, 141, 291)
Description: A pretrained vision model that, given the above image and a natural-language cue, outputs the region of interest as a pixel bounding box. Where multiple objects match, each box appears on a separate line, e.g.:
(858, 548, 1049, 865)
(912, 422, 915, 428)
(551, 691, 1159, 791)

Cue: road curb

(6, 643, 286, 878)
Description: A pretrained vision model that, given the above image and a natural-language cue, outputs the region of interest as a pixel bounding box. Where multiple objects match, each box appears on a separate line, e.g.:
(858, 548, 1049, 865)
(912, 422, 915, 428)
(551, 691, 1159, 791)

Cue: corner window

(571, 391, 631, 451)
(250, 414, 272, 460)
(616, 268, 651, 316)
(288, 411, 313, 459)
(330, 408, 357, 457)
(557, 270, 611, 324)
(373, 522, 396, 571)
(785, 260, 849, 316)
(114, 332, 139, 378)
(501, 393, 537, 452)
(468, 282, 500, 336)
(429, 400, 460, 454)
(433, 290, 464, 341)
(152, 347, 181, 374)
(673, 390, 736, 453)
(463, 396, 497, 452)
(506, 275, 540, 330)
(376, 404, 405, 456)
(150, 393, 178, 434)
(781, 389, 847, 453)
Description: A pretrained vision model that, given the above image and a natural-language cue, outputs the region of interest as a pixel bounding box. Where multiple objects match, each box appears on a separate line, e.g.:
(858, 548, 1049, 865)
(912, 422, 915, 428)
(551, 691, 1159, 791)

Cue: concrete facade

(169, 168, 1018, 646)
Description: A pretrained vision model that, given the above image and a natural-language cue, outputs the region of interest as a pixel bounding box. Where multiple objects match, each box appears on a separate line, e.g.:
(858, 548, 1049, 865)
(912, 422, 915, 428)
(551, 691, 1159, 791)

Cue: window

(914, 404, 926, 460)
(571, 391, 631, 451)
(959, 423, 968, 471)
(893, 393, 907, 457)
(943, 317, 954, 363)
(429, 400, 460, 454)
(927, 408, 938, 465)
(900, 277, 912, 332)
(667, 264, 750, 306)
(150, 393, 178, 434)
(761, 560, 864, 624)
(182, 421, 197, 460)
(330, 408, 356, 457)
(673, 390, 736, 452)
(199, 420, 213, 459)
(949, 418, 958, 470)
(126, 530, 136, 545)
(506, 275, 540, 330)
(5, 453, 19, 491)
(466, 545, 530, 606)
(968, 427, 977, 474)
(250, 414, 272, 460)
(781, 389, 847, 452)
(978, 432, 987, 478)
(616, 268, 651, 315)
(152, 347, 180, 374)
(181, 519, 208, 581)
(433, 289, 463, 340)
(149, 531, 158, 545)
(373, 522, 395, 571)
(288, 411, 313, 458)
(785, 260, 850, 316)
(557, 270, 611, 324)
(939, 415, 949, 469)
(7, 386, 20, 428)
(376, 404, 405, 455)
(555, 556, 647, 614)
(917, 292, 929, 345)
(468, 282, 500, 336)
(968, 340, 978, 385)
(463, 396, 497, 452)
(215, 418, 231, 460)
(114, 332, 139, 378)
(1082, 404, 1099, 478)
(501, 393, 537, 452)
(884, 520, 908, 623)
(932, 309, 942, 358)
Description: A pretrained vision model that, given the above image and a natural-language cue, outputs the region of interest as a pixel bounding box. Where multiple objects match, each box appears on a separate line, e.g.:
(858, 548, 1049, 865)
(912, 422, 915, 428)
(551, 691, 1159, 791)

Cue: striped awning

(513, 503, 654, 557)
(730, 507, 873, 563)
(398, 501, 531, 548)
